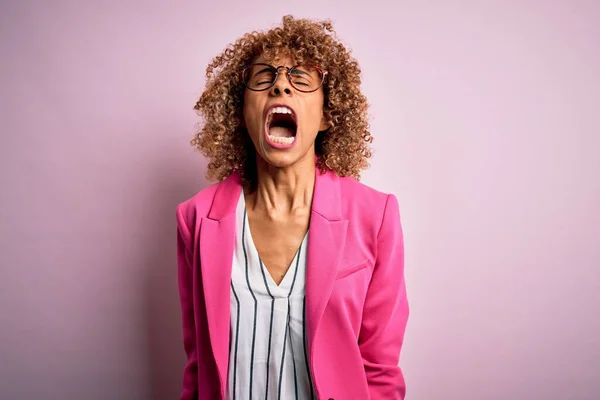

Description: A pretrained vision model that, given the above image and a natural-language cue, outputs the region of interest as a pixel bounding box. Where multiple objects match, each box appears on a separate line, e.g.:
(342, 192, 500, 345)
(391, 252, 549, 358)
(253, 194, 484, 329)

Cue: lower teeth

(269, 135, 294, 144)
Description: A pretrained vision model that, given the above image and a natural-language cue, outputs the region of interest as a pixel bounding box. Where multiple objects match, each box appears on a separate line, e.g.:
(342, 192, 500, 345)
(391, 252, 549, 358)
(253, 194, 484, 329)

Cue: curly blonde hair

(192, 15, 372, 187)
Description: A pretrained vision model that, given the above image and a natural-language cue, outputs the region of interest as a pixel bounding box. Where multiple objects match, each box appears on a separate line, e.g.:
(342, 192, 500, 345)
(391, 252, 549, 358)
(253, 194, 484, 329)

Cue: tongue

(269, 126, 295, 138)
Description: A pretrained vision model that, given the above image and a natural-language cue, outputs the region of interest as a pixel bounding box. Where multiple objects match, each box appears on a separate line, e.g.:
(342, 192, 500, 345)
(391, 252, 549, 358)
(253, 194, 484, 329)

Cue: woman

(176, 15, 409, 400)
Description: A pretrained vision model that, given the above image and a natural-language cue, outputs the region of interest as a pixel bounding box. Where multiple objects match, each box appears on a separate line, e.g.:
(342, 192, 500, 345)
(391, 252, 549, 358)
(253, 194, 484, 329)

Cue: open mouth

(265, 106, 297, 145)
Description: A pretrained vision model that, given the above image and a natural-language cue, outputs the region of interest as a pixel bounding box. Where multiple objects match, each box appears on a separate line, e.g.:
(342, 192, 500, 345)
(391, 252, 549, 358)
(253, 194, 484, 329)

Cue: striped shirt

(226, 192, 314, 400)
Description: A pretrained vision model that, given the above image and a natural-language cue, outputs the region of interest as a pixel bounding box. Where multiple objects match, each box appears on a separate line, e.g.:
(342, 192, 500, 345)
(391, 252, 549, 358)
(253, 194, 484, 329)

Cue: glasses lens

(289, 65, 324, 92)
(243, 64, 276, 90)
(242, 64, 325, 92)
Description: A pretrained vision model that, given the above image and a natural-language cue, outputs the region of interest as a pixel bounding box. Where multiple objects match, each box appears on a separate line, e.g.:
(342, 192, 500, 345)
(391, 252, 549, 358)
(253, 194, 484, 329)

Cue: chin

(265, 149, 317, 170)
(260, 152, 298, 168)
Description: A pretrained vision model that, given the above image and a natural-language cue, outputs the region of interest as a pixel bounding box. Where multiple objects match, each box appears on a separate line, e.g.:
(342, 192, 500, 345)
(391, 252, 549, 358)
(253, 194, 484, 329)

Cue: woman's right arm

(176, 205, 199, 400)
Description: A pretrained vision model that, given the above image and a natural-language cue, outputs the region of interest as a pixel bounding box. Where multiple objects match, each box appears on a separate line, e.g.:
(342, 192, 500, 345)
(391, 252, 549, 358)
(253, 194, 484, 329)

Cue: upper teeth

(269, 106, 293, 116)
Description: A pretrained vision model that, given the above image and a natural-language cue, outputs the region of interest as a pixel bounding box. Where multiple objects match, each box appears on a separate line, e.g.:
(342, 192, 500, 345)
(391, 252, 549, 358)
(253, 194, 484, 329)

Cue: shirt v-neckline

(240, 193, 308, 296)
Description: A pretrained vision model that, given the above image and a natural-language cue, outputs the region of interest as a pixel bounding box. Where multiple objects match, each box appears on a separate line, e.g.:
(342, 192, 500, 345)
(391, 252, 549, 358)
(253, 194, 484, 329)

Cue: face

(242, 54, 329, 169)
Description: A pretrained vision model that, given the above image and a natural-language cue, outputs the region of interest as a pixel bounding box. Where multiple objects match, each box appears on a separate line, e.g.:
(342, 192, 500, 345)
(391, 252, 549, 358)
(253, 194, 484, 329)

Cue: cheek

(307, 98, 325, 129)
(242, 95, 251, 124)
(243, 98, 264, 132)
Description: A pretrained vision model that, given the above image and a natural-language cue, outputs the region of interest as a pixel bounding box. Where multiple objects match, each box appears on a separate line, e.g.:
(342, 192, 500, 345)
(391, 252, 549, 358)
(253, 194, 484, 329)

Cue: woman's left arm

(358, 194, 410, 400)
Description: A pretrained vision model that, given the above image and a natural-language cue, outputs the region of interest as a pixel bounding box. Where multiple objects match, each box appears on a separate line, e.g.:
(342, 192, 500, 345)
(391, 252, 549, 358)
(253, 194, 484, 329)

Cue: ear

(238, 110, 246, 128)
(319, 112, 330, 131)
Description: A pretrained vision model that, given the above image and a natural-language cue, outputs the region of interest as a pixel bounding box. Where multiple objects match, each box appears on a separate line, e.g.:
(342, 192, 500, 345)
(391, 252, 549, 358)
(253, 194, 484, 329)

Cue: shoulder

(338, 174, 398, 211)
(178, 180, 221, 213)
(175, 172, 240, 235)
(174, 182, 217, 241)
(337, 174, 401, 234)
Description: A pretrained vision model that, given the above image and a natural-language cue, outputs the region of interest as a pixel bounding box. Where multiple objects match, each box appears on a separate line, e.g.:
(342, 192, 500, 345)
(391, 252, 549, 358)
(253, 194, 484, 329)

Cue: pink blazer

(176, 169, 409, 400)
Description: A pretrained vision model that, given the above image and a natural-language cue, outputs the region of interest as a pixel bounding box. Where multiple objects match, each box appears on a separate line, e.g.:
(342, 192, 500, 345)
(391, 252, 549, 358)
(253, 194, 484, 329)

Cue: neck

(246, 153, 316, 214)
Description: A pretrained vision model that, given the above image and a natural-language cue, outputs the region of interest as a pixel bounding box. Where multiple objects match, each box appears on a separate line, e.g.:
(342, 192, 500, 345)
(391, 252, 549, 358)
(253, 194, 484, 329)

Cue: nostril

(284, 88, 291, 94)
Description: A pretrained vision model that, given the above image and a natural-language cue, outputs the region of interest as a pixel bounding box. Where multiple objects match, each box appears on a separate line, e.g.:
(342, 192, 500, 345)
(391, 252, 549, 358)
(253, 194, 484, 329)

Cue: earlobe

(319, 115, 330, 131)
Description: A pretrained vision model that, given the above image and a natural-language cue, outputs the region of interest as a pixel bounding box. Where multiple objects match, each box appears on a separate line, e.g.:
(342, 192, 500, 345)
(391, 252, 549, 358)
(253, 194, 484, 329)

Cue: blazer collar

(206, 171, 243, 221)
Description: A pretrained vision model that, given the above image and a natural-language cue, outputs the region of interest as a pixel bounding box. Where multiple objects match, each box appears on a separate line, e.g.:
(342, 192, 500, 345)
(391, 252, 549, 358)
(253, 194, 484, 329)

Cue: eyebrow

(252, 66, 311, 75)
(290, 68, 309, 76)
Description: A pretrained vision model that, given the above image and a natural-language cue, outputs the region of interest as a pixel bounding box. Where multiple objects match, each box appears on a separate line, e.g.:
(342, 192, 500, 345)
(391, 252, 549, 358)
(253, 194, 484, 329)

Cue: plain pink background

(1, 1, 599, 399)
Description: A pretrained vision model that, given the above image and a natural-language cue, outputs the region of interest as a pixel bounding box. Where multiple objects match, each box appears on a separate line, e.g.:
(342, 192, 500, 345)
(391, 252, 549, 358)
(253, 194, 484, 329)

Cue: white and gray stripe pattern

(227, 192, 314, 400)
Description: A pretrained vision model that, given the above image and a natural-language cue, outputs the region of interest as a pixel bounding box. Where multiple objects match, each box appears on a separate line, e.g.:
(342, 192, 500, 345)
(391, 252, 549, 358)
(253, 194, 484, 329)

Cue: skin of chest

(246, 206, 310, 285)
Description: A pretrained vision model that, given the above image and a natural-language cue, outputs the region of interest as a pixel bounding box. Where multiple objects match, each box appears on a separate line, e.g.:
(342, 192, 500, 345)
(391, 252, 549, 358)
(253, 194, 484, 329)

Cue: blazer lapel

(199, 172, 242, 394)
(305, 169, 349, 361)
(197, 168, 348, 394)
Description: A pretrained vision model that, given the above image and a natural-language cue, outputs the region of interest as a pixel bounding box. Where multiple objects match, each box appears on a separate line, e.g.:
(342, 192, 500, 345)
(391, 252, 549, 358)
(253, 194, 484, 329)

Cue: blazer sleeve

(176, 204, 199, 400)
(358, 194, 409, 399)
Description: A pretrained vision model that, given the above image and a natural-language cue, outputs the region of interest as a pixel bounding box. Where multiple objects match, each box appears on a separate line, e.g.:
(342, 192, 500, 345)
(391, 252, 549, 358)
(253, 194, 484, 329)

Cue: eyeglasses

(240, 63, 327, 93)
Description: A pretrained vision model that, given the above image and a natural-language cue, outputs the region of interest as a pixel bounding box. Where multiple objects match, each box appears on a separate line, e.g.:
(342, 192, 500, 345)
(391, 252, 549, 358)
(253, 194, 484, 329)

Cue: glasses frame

(239, 63, 328, 93)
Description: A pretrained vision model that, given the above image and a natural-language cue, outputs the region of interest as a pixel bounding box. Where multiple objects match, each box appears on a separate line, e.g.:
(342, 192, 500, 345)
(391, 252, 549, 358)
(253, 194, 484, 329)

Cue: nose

(270, 71, 292, 96)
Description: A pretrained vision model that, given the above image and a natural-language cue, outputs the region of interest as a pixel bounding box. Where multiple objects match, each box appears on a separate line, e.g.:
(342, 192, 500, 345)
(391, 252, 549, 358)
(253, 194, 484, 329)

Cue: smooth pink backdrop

(1, 1, 599, 399)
